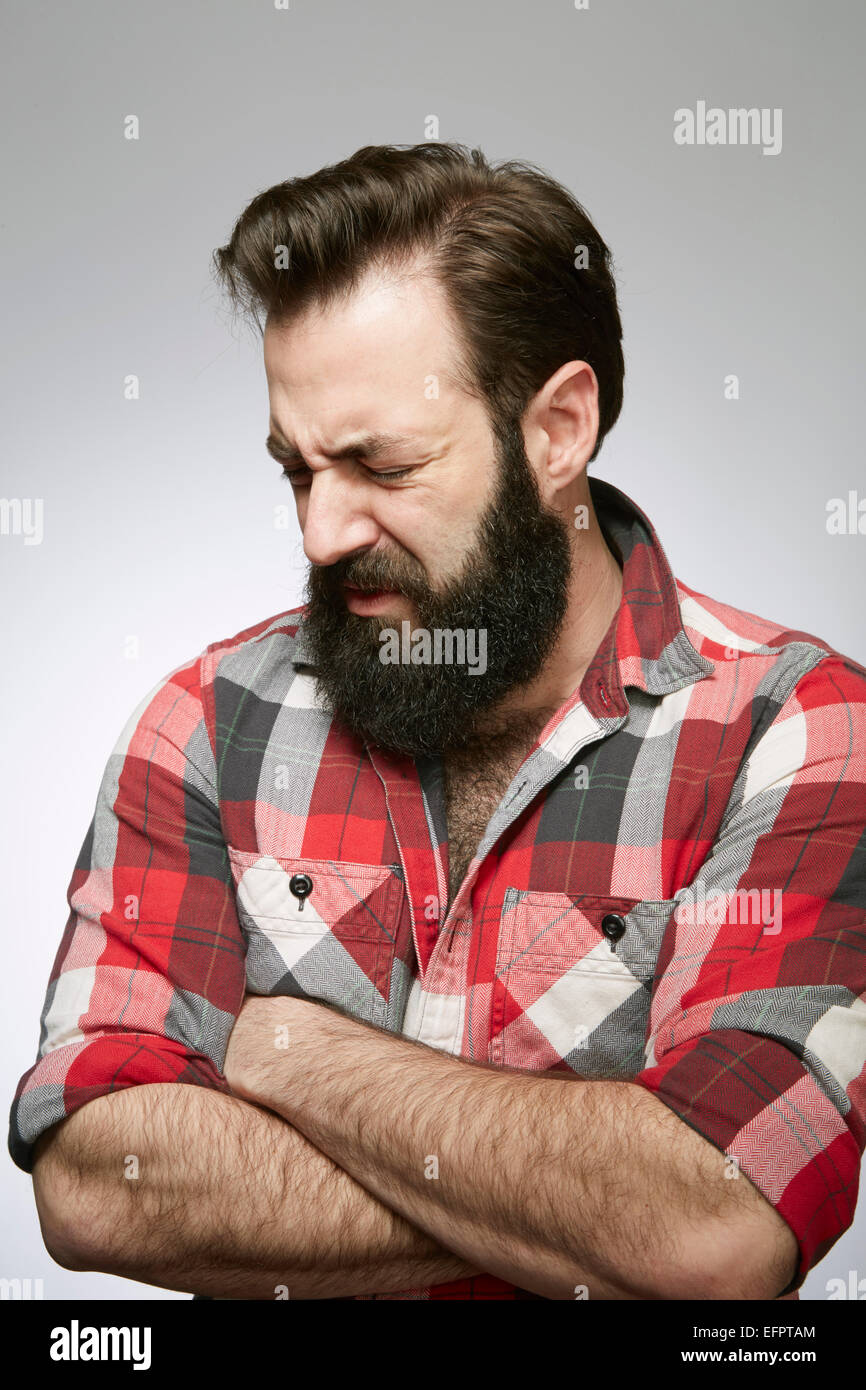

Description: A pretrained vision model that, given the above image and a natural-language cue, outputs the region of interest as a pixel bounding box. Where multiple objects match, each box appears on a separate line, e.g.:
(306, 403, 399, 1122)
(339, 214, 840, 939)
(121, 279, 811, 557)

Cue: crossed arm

(34, 1077, 477, 1300)
(34, 994, 798, 1300)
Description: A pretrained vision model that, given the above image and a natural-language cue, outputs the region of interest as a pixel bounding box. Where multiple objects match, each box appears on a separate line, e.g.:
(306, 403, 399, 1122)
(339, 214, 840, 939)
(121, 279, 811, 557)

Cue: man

(12, 143, 866, 1301)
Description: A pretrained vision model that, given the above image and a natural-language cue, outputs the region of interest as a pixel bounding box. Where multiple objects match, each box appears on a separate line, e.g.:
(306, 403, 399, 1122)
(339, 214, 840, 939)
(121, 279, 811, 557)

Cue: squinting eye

(279, 464, 414, 486)
(280, 467, 311, 487)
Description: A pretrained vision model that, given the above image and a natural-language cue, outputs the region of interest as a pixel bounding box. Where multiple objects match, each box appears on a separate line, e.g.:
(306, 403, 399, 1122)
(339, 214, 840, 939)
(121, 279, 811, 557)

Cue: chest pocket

(228, 849, 403, 1026)
(489, 890, 680, 1078)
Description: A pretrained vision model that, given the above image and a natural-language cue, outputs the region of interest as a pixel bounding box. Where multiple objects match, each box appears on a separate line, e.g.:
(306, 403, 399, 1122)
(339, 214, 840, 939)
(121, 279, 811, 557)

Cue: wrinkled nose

(299, 472, 381, 568)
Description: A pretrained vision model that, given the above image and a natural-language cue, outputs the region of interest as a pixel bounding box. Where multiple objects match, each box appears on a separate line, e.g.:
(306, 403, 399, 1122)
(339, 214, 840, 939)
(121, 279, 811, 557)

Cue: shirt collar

(289, 474, 714, 721)
(579, 475, 714, 718)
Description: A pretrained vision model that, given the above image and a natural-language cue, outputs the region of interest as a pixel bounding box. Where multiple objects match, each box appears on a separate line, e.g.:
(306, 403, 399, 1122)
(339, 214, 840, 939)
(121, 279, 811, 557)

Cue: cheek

(385, 495, 477, 579)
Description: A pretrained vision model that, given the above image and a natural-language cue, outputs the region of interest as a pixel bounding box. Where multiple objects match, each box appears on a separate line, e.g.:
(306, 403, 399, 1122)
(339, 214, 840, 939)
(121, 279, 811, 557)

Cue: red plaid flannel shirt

(9, 476, 866, 1299)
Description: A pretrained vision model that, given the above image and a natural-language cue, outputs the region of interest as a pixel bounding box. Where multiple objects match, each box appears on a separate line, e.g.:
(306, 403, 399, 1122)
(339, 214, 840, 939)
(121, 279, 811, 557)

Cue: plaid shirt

(9, 476, 866, 1300)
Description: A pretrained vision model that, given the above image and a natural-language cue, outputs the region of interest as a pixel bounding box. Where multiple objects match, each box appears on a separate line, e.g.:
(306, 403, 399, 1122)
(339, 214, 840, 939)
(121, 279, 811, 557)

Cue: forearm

(250, 1006, 798, 1300)
(32, 1082, 481, 1298)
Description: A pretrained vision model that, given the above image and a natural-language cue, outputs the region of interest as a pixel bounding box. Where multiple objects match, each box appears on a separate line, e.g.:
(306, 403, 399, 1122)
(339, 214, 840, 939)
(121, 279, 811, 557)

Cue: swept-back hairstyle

(212, 142, 624, 460)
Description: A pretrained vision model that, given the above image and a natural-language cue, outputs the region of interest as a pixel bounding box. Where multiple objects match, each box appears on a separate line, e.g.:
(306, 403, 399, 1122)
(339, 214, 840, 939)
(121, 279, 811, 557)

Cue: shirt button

(601, 912, 626, 945)
(289, 873, 313, 910)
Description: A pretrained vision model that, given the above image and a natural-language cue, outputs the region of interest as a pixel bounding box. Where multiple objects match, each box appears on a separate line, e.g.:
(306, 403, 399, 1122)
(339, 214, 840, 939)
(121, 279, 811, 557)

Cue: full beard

(299, 412, 573, 758)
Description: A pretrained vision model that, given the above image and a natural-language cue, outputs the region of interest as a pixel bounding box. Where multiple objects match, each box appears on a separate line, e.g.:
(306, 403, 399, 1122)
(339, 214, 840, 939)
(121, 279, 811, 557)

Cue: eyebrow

(265, 429, 421, 464)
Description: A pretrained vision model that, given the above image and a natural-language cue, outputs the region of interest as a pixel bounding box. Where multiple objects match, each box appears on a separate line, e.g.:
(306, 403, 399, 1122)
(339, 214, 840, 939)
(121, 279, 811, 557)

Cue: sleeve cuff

(8, 1033, 231, 1174)
(632, 1028, 863, 1292)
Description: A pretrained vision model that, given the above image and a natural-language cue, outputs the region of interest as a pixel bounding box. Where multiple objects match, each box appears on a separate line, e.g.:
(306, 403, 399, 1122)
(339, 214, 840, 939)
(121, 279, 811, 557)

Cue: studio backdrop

(2, 0, 864, 1301)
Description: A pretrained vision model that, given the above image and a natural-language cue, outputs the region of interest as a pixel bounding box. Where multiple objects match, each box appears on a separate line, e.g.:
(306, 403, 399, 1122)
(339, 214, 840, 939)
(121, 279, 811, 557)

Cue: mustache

(311, 551, 429, 600)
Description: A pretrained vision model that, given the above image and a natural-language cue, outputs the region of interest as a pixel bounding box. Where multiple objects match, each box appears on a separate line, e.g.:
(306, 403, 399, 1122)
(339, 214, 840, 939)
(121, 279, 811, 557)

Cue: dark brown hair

(212, 142, 624, 461)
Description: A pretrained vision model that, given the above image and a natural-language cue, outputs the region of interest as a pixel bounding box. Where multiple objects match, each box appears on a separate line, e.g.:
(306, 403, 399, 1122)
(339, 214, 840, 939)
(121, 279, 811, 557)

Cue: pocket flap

(499, 889, 680, 978)
(227, 849, 400, 939)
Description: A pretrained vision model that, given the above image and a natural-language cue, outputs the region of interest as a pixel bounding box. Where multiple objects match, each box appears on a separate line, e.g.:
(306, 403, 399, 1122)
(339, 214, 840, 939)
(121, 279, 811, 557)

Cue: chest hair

(441, 724, 548, 911)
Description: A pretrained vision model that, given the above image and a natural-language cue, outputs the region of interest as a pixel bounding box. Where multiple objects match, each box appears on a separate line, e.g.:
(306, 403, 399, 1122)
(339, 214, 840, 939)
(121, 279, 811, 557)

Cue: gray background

(2, 0, 864, 1300)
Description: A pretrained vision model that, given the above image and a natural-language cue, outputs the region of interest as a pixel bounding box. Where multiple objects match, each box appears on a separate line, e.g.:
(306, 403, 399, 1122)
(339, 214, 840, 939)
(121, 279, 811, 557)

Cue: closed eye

(279, 463, 415, 487)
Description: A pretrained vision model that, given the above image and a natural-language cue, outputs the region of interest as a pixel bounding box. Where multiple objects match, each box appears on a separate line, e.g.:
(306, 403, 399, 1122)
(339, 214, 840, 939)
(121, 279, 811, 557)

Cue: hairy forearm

(247, 1004, 800, 1301)
(32, 1083, 480, 1298)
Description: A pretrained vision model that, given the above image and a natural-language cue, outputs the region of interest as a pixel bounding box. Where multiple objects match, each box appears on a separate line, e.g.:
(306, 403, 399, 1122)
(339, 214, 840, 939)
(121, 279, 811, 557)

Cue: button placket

(365, 746, 444, 980)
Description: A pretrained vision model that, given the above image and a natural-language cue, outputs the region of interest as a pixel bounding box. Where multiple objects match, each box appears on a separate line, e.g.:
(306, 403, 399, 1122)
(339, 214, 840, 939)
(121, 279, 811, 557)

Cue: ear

(524, 361, 599, 500)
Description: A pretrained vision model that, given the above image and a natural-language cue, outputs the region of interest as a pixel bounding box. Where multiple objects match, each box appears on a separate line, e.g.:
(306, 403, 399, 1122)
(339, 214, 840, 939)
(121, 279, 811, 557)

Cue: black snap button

(601, 912, 626, 947)
(288, 873, 313, 911)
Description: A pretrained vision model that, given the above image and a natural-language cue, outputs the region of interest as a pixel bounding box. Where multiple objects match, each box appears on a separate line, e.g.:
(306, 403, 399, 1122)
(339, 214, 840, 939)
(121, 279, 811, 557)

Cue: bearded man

(14, 142, 866, 1303)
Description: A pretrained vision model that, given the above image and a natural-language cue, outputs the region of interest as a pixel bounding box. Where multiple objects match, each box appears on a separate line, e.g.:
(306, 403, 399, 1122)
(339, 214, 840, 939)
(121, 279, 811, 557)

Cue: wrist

(253, 996, 346, 1114)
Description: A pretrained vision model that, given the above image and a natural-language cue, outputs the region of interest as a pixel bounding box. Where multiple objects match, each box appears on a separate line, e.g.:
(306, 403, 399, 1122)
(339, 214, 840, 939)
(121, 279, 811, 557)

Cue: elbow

(665, 1209, 800, 1301)
(32, 1138, 96, 1272)
(44, 1230, 91, 1273)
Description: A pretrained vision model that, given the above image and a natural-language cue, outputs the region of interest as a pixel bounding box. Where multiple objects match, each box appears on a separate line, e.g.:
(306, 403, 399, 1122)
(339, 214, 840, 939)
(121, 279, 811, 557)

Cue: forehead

(264, 269, 454, 376)
(263, 268, 469, 444)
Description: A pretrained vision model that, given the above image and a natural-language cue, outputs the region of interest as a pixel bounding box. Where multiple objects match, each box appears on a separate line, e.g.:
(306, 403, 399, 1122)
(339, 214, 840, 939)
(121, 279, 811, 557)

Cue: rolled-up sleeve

(8, 651, 247, 1174)
(633, 653, 866, 1293)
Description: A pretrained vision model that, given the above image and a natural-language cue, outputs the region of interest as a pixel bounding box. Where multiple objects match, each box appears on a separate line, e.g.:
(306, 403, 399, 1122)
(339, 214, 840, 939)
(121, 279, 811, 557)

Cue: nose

(299, 469, 382, 568)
